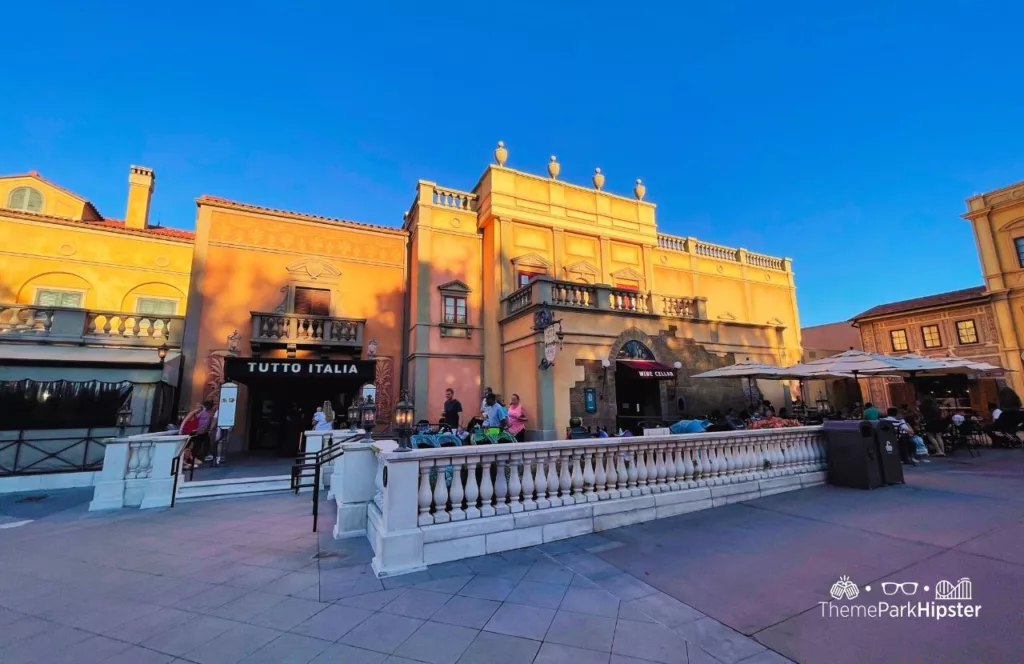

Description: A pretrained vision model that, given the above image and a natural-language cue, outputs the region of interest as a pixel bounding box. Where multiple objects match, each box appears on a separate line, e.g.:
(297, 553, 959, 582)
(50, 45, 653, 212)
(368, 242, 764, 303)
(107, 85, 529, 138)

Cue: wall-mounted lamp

(601, 359, 612, 369)
(673, 361, 683, 369)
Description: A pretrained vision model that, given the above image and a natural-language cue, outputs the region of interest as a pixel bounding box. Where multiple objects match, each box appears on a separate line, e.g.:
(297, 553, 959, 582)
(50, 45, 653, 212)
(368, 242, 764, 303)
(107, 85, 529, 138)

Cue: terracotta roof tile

(1, 208, 193, 242)
(851, 286, 987, 321)
(197, 195, 406, 236)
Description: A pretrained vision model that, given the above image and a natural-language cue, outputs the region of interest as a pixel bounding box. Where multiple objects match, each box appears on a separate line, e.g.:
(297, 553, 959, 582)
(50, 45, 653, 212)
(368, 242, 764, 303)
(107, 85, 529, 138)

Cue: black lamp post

(347, 398, 362, 432)
(393, 391, 415, 452)
(360, 396, 377, 442)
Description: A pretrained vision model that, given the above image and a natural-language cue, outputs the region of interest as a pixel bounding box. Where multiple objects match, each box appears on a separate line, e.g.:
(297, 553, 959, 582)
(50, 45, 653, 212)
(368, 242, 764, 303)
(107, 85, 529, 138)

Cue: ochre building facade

(184, 146, 803, 445)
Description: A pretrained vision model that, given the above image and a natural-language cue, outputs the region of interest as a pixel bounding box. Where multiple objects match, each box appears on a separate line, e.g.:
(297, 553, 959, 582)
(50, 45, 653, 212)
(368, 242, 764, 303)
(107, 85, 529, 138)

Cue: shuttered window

(8, 186, 44, 213)
(294, 287, 331, 316)
(35, 289, 83, 308)
(136, 298, 178, 315)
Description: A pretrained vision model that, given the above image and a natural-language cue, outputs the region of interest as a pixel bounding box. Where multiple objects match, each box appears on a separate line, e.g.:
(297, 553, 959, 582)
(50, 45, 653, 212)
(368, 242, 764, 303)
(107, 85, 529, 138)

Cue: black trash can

(823, 420, 904, 489)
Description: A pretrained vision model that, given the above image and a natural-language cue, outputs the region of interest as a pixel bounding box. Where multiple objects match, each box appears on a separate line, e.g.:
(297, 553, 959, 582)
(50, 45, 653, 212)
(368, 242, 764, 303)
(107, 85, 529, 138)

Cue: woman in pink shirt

(507, 393, 528, 442)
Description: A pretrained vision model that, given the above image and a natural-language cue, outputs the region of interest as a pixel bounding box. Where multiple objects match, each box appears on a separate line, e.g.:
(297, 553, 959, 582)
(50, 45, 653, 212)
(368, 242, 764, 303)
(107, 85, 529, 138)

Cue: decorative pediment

(717, 312, 737, 321)
(997, 216, 1024, 233)
(438, 279, 471, 293)
(563, 260, 600, 282)
(610, 267, 645, 281)
(286, 257, 341, 282)
(510, 253, 553, 269)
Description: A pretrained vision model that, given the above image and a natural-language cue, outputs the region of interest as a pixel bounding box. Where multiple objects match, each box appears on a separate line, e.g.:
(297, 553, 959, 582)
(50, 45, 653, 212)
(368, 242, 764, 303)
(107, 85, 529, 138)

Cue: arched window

(617, 340, 655, 360)
(7, 187, 44, 213)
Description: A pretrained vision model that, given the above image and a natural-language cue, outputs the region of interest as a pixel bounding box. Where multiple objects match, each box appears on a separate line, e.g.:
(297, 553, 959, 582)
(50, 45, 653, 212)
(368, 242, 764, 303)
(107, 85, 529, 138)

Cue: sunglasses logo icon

(881, 582, 919, 596)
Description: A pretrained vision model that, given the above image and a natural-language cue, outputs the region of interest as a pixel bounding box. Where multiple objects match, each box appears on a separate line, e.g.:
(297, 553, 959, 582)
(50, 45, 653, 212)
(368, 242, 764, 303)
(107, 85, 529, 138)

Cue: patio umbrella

(691, 360, 792, 408)
(784, 350, 941, 379)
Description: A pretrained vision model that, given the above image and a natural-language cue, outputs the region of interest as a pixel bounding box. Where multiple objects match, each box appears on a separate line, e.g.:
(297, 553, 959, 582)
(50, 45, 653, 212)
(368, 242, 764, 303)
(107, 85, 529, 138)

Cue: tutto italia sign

(224, 357, 375, 381)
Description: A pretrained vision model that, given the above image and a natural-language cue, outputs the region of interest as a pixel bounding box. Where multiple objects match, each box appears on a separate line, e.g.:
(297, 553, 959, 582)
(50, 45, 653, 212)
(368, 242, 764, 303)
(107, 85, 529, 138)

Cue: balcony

(503, 277, 707, 320)
(250, 311, 365, 353)
(0, 304, 184, 348)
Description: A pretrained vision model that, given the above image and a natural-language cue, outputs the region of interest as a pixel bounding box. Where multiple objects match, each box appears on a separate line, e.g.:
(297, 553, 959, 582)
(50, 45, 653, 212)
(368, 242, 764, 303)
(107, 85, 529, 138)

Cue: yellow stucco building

(0, 166, 194, 439)
(183, 143, 803, 448)
(964, 181, 1024, 397)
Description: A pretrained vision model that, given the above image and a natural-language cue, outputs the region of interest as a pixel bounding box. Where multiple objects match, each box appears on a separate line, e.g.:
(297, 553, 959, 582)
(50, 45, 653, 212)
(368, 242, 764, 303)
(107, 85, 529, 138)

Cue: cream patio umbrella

(691, 360, 805, 408)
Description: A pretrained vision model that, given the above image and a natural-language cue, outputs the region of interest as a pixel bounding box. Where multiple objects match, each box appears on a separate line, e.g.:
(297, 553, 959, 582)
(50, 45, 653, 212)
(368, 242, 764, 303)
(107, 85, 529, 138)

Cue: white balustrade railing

(390, 428, 824, 526)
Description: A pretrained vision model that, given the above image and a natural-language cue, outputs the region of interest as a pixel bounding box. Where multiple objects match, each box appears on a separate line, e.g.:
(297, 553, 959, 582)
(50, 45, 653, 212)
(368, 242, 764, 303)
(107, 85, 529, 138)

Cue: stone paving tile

(380, 589, 453, 620)
(593, 573, 660, 601)
(431, 595, 502, 630)
(535, 642, 613, 664)
(181, 621, 283, 664)
(174, 584, 250, 612)
(499, 548, 547, 565)
(626, 592, 705, 628)
(413, 574, 475, 594)
(553, 552, 622, 580)
(239, 633, 333, 664)
(393, 620, 480, 664)
(262, 571, 321, 597)
(505, 579, 569, 609)
(0, 615, 56, 645)
(383, 657, 424, 664)
(686, 643, 725, 664)
(610, 655, 670, 664)
(339, 612, 425, 654)
(731, 650, 794, 663)
(457, 575, 517, 601)
(104, 645, 179, 664)
(224, 565, 294, 590)
(46, 634, 135, 664)
(618, 602, 656, 623)
(559, 586, 620, 617)
(483, 602, 556, 640)
(536, 540, 585, 556)
(382, 570, 434, 589)
(612, 619, 689, 664)
(103, 607, 197, 643)
(524, 561, 576, 586)
(320, 576, 385, 601)
(141, 614, 240, 657)
(0, 623, 92, 664)
(291, 603, 374, 641)
(248, 597, 328, 631)
(544, 609, 617, 652)
(456, 631, 542, 664)
(209, 591, 288, 622)
(333, 588, 407, 611)
(308, 643, 387, 663)
(674, 618, 765, 664)
(426, 561, 474, 580)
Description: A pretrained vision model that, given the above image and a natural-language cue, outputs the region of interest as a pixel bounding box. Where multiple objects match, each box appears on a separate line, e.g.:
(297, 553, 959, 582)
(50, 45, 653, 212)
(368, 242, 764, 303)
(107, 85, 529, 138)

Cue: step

(175, 474, 294, 502)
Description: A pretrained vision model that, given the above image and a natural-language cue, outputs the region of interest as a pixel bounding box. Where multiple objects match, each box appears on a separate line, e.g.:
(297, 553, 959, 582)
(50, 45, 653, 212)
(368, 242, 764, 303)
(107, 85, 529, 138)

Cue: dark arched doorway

(615, 340, 669, 434)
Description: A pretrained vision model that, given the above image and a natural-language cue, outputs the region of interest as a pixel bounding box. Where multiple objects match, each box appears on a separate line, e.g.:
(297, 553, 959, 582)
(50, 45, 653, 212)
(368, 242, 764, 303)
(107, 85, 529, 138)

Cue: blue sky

(4, 1, 1024, 326)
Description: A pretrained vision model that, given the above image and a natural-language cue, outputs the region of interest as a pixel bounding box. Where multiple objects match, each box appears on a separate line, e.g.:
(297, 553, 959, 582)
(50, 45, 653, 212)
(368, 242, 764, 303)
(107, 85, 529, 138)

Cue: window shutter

(27, 189, 43, 212)
(137, 298, 176, 315)
(35, 290, 58, 306)
(59, 292, 83, 308)
(294, 288, 330, 316)
(9, 188, 27, 210)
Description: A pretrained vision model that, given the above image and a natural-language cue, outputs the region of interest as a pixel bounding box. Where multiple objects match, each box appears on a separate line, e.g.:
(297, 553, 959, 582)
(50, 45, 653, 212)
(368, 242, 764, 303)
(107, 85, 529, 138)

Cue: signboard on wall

(218, 382, 238, 428)
(224, 358, 376, 381)
(584, 388, 597, 413)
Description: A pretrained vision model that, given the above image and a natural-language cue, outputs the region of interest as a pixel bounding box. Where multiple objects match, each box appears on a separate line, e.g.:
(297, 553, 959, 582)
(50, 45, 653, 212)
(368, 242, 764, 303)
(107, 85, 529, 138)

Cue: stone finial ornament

(548, 156, 560, 179)
(593, 168, 605, 191)
(634, 178, 646, 200)
(494, 141, 508, 166)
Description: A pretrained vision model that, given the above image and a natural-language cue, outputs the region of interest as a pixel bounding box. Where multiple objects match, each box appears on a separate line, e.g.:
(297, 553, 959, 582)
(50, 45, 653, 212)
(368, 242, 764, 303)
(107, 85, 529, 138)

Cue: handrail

(291, 431, 363, 531)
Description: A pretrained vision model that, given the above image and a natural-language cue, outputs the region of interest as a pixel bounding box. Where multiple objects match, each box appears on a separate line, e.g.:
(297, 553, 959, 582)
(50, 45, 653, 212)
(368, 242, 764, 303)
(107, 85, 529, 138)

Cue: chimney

(125, 165, 155, 229)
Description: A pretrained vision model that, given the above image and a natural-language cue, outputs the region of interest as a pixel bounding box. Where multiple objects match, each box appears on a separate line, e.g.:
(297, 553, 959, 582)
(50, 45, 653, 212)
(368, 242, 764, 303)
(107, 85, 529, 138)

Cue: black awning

(617, 359, 677, 380)
(224, 357, 376, 385)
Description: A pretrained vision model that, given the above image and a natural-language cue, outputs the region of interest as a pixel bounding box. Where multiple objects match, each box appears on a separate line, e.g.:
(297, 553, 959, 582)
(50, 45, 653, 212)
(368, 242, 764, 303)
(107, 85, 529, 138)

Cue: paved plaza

(1, 452, 1023, 664)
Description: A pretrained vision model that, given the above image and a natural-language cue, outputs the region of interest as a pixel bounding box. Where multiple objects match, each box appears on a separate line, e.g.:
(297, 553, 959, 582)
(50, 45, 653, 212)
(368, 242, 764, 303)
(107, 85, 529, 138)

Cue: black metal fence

(0, 431, 109, 475)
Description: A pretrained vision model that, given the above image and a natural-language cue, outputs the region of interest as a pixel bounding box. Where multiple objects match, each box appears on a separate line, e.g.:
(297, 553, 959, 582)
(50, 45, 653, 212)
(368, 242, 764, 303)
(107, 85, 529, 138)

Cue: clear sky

(4, 1, 1024, 326)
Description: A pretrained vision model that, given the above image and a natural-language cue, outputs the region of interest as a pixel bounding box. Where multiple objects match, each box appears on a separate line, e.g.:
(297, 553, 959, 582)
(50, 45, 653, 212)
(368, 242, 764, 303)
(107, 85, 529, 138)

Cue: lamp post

(393, 391, 415, 452)
(116, 406, 133, 437)
(360, 396, 377, 442)
(347, 398, 362, 432)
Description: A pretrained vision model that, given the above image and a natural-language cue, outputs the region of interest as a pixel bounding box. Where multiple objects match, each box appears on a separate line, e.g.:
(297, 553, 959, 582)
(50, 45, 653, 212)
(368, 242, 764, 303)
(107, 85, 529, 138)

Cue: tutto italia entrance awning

(223, 357, 376, 385)
(616, 360, 677, 380)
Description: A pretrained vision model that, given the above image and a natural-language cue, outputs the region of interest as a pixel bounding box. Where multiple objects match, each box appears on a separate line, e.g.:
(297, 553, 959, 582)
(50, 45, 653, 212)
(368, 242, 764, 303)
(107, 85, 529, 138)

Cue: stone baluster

(742, 443, 755, 480)
(465, 458, 481, 519)
(131, 317, 141, 337)
(772, 440, 785, 476)
(432, 459, 451, 524)
(449, 460, 466, 521)
(626, 449, 640, 496)
(664, 444, 678, 490)
(547, 451, 561, 506)
(494, 458, 510, 515)
(418, 463, 434, 526)
(724, 442, 737, 483)
(569, 451, 584, 503)
(521, 454, 536, 511)
(582, 451, 596, 501)
(534, 456, 550, 509)
(556, 450, 570, 505)
(635, 448, 649, 494)
(696, 446, 710, 486)
(615, 449, 628, 496)
(594, 449, 608, 499)
(650, 446, 662, 491)
(479, 456, 495, 517)
(508, 454, 524, 513)
(681, 445, 695, 488)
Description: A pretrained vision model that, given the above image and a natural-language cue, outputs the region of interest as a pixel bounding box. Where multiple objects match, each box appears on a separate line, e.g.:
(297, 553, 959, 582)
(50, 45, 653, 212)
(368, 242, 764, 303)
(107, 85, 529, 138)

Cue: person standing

(481, 392, 507, 430)
(180, 400, 215, 465)
(443, 389, 463, 429)
(862, 402, 881, 421)
(312, 401, 334, 431)
(920, 397, 946, 456)
(507, 393, 528, 442)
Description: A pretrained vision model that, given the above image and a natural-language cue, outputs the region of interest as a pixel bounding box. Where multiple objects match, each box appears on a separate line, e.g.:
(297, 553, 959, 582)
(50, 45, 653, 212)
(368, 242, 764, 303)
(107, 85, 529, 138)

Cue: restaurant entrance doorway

(224, 357, 377, 456)
(613, 341, 677, 435)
